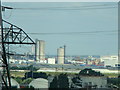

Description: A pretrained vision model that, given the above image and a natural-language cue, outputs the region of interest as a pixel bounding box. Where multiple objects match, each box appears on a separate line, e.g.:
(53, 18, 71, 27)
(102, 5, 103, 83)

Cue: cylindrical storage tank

(57, 47, 64, 64)
(36, 40, 45, 62)
(39, 40, 45, 60)
(36, 40, 40, 61)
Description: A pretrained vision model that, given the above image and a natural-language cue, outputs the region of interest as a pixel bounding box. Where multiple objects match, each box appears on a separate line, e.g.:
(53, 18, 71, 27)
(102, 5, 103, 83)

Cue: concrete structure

(80, 76, 107, 88)
(39, 60, 47, 64)
(47, 58, 55, 64)
(36, 40, 45, 62)
(100, 55, 119, 67)
(57, 47, 64, 64)
(29, 78, 48, 89)
(67, 60, 85, 64)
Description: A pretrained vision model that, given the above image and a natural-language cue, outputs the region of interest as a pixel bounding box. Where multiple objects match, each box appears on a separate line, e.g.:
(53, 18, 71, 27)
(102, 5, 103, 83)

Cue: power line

(2, 4, 117, 19)
(27, 30, 117, 35)
(12, 7, 117, 10)
(13, 3, 117, 9)
(2, 4, 117, 11)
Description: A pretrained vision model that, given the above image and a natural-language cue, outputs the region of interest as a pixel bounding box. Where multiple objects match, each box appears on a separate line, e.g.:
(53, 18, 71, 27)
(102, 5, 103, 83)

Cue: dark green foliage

(25, 72, 48, 79)
(72, 76, 82, 85)
(50, 76, 58, 88)
(71, 76, 82, 88)
(79, 68, 104, 76)
(58, 73, 69, 88)
(14, 77, 23, 84)
(10, 65, 39, 71)
(13, 77, 33, 85)
(50, 73, 69, 88)
(118, 75, 120, 78)
(108, 78, 120, 85)
(107, 77, 120, 88)
(21, 78, 33, 84)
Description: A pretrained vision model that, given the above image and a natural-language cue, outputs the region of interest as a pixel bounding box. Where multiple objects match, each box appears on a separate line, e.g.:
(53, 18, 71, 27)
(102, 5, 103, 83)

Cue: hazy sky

(2, 0, 119, 2)
(2, 2, 118, 56)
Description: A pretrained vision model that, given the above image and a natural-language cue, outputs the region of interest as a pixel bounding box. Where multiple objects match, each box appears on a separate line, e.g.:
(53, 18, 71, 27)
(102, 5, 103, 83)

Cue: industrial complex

(0, 1, 119, 90)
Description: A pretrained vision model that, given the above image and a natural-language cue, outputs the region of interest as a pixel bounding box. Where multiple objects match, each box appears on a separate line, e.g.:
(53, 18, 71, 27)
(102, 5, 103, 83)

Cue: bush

(22, 78, 33, 84)
(50, 73, 69, 88)
(25, 72, 48, 79)
(79, 68, 104, 76)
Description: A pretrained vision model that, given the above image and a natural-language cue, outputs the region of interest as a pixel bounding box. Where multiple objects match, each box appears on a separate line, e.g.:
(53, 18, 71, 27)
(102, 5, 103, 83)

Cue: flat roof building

(100, 55, 119, 67)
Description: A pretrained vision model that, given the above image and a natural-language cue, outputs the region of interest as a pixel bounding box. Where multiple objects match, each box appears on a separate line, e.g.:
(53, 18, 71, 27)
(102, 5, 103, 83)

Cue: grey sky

(2, 2, 118, 56)
(2, 0, 119, 2)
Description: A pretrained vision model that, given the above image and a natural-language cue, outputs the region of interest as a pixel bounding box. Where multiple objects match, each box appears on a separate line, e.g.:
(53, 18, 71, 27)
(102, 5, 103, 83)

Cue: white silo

(57, 47, 64, 64)
(36, 40, 45, 62)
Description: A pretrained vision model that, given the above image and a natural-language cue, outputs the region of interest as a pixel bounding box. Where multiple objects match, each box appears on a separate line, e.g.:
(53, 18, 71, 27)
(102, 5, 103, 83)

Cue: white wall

(100, 55, 118, 67)
(47, 58, 55, 64)
(57, 47, 64, 64)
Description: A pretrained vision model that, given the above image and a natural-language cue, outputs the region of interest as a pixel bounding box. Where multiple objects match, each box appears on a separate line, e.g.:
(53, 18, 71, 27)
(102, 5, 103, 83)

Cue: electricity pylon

(0, 1, 35, 89)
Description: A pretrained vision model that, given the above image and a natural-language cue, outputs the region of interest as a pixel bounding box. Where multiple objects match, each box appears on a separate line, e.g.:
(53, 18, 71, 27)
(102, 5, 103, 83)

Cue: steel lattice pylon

(2, 20, 35, 45)
(0, 1, 35, 90)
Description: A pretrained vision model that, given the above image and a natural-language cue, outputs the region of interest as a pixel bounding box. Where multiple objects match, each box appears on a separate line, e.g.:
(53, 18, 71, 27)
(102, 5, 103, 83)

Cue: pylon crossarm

(2, 20, 35, 44)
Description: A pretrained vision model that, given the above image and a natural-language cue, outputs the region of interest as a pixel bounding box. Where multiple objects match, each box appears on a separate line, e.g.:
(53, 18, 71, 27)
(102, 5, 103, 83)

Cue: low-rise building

(70, 68, 108, 89)
(100, 55, 119, 67)
(80, 76, 107, 88)
(39, 60, 47, 64)
(47, 58, 55, 64)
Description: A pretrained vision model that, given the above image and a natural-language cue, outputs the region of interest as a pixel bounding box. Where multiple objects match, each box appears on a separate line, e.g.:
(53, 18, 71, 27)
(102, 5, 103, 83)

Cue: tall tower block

(57, 47, 64, 64)
(36, 40, 45, 62)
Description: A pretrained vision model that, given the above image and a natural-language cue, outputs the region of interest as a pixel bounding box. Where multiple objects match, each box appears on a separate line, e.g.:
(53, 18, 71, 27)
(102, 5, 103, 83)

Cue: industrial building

(100, 55, 119, 67)
(80, 76, 107, 88)
(47, 58, 55, 64)
(57, 47, 65, 64)
(35, 40, 45, 62)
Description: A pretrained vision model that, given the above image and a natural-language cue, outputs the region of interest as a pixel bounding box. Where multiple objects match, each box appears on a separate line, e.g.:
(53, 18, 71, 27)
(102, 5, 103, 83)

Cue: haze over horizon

(2, 2, 118, 56)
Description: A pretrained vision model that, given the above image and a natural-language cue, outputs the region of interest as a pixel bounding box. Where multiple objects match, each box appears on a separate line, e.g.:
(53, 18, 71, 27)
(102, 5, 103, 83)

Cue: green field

(10, 71, 119, 78)
(10, 71, 27, 77)
(103, 73, 119, 78)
